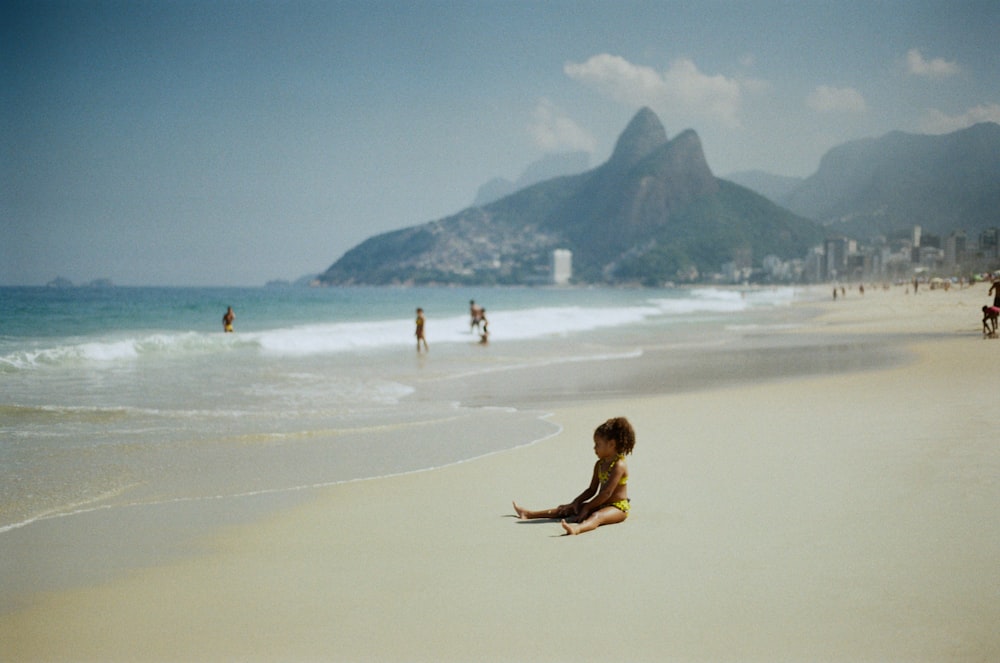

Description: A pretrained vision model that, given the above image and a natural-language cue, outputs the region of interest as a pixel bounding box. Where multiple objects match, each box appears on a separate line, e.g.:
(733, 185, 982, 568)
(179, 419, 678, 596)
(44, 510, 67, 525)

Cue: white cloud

(528, 99, 597, 153)
(920, 103, 1000, 133)
(806, 85, 867, 114)
(906, 48, 960, 78)
(737, 75, 771, 95)
(564, 54, 743, 128)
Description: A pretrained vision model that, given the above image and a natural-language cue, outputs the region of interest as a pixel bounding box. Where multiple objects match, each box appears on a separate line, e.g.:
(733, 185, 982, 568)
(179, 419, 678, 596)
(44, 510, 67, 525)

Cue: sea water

(0, 285, 812, 534)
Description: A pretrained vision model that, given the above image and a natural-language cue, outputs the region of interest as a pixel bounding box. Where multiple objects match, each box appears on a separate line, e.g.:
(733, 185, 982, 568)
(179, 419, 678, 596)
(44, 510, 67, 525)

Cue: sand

(3, 285, 999, 661)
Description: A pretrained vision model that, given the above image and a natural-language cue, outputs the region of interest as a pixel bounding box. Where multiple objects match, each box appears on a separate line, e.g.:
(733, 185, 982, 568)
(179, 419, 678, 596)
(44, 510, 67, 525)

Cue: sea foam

(0, 287, 802, 368)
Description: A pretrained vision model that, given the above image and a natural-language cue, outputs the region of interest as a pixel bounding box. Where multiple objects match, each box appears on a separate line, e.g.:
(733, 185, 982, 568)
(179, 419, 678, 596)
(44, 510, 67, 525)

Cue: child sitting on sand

(513, 416, 635, 535)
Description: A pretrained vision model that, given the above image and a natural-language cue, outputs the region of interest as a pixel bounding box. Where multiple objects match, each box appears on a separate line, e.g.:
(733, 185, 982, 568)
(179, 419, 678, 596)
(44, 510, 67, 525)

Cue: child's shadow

(503, 514, 556, 525)
(503, 514, 572, 536)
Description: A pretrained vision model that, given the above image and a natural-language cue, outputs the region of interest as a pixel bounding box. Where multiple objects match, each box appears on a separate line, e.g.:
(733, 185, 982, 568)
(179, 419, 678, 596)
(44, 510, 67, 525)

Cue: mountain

(780, 122, 1000, 240)
(473, 151, 590, 206)
(318, 108, 824, 286)
(724, 170, 803, 203)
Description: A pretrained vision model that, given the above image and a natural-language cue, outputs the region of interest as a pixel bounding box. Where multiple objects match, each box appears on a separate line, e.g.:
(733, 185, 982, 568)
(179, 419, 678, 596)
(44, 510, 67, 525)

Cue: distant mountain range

(473, 151, 590, 206)
(723, 171, 804, 205)
(319, 112, 1000, 286)
(777, 122, 1000, 242)
(319, 108, 823, 286)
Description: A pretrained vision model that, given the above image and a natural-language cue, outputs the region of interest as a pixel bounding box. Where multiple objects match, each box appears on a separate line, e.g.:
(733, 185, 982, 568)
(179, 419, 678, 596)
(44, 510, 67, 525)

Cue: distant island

(45, 277, 115, 289)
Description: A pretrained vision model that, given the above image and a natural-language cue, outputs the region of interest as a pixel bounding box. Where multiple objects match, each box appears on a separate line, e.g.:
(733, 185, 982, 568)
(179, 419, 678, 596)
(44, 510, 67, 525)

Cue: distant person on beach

(222, 306, 235, 333)
(415, 308, 428, 352)
(513, 416, 635, 536)
(982, 306, 998, 337)
(478, 309, 489, 344)
(990, 278, 1000, 307)
(469, 300, 483, 332)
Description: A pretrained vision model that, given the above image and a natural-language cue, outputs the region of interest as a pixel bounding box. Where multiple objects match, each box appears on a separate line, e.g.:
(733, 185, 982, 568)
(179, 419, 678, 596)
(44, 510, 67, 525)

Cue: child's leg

(561, 505, 627, 535)
(512, 501, 569, 520)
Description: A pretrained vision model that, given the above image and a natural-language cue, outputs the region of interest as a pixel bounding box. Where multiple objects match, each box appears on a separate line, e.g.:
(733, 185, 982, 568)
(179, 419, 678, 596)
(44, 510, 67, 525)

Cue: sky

(3, 0, 999, 286)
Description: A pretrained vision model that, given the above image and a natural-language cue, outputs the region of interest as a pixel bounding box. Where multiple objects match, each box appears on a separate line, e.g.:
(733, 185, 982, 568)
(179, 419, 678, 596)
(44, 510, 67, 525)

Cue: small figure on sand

(415, 307, 428, 353)
(478, 308, 489, 344)
(469, 300, 484, 333)
(513, 416, 635, 536)
(222, 306, 235, 333)
(982, 305, 998, 338)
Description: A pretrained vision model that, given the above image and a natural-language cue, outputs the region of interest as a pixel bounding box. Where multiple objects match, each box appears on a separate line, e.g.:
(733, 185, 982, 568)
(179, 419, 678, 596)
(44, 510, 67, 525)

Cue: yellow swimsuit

(598, 455, 630, 514)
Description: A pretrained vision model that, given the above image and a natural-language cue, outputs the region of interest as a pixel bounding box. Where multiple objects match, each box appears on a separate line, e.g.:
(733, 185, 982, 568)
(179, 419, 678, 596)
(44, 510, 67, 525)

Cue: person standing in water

(478, 308, 489, 344)
(469, 300, 483, 333)
(415, 308, 428, 353)
(222, 306, 235, 333)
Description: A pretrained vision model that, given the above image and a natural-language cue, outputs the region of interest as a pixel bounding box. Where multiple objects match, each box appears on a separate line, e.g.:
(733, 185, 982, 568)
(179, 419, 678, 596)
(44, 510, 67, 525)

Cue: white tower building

(551, 249, 572, 285)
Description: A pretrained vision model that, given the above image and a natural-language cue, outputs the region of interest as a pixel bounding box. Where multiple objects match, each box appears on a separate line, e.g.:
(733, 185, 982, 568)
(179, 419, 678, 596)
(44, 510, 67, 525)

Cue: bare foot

(561, 519, 579, 535)
(512, 501, 528, 519)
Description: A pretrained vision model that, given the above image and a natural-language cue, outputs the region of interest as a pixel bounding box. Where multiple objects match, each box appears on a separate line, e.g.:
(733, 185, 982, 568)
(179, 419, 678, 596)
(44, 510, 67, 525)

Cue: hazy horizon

(4, 0, 999, 286)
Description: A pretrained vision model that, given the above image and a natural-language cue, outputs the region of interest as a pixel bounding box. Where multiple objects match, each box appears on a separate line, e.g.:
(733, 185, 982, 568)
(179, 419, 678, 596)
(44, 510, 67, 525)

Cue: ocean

(1, 285, 817, 536)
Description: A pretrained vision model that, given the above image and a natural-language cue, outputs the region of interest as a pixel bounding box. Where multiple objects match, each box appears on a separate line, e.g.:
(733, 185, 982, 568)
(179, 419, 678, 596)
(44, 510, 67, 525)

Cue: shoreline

(0, 290, 895, 595)
(0, 284, 810, 536)
(3, 285, 999, 661)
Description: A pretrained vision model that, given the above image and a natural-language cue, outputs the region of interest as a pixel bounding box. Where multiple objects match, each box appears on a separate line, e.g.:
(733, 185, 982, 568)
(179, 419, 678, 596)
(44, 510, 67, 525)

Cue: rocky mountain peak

(646, 129, 716, 189)
(606, 107, 669, 170)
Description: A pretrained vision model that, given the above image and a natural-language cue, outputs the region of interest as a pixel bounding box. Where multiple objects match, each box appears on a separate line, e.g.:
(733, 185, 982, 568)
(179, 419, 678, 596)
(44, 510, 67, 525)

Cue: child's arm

(577, 459, 627, 519)
(557, 464, 600, 516)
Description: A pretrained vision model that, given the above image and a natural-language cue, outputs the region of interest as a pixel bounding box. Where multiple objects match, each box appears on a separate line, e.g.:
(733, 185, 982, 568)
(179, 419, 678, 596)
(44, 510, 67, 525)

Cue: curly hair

(594, 417, 636, 455)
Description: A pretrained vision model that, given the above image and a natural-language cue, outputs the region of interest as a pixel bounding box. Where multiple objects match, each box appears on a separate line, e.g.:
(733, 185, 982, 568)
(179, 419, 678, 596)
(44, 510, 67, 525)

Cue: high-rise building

(823, 237, 852, 281)
(552, 249, 572, 285)
(980, 228, 999, 260)
(944, 231, 966, 268)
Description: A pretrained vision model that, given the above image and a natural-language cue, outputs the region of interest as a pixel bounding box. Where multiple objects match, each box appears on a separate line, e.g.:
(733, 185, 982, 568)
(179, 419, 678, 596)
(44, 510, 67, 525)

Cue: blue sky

(3, 0, 998, 286)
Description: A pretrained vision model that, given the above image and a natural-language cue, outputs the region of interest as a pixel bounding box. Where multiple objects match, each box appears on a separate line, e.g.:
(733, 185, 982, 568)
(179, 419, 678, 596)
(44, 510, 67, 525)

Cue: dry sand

(3, 286, 999, 662)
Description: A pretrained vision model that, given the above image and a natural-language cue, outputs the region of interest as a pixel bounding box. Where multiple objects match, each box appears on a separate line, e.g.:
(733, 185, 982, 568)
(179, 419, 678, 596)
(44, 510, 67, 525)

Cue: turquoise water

(0, 285, 810, 533)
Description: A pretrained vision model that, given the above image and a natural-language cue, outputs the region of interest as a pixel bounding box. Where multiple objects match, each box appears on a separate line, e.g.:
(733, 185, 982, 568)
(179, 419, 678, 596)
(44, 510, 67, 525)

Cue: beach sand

(3, 286, 999, 661)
